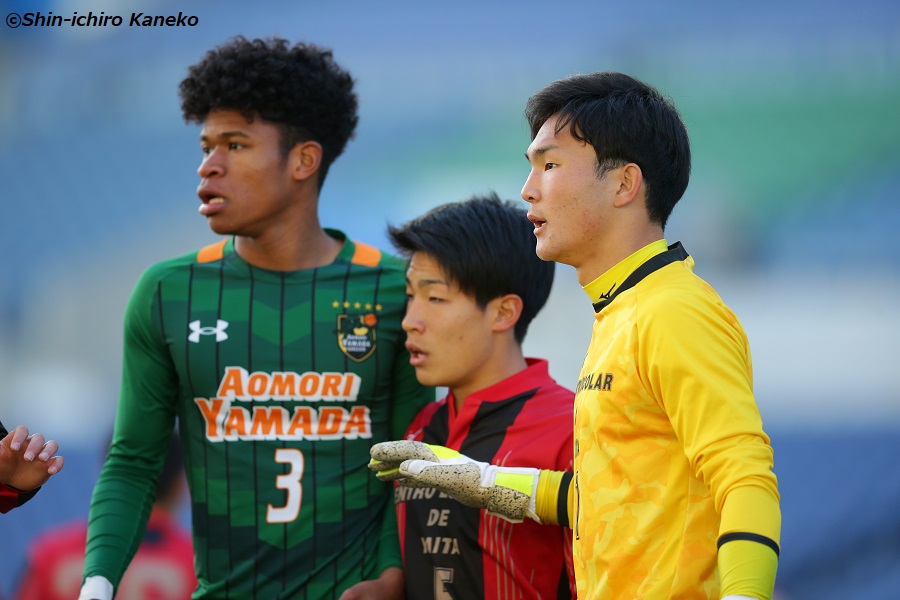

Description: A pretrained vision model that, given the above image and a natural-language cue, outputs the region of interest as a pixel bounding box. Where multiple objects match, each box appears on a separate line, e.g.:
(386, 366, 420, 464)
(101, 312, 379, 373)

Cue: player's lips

(527, 212, 546, 235)
(406, 342, 427, 367)
(197, 189, 226, 216)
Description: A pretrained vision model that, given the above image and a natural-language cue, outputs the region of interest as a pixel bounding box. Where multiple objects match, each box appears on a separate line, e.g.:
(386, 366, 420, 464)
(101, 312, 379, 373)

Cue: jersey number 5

(267, 448, 304, 523)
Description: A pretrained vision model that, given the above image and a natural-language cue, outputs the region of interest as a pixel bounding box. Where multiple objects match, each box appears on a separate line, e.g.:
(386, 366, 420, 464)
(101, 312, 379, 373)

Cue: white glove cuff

(79, 575, 114, 600)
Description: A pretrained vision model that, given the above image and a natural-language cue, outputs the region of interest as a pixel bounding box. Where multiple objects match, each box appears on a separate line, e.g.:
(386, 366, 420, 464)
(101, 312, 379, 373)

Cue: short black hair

(525, 72, 691, 229)
(179, 36, 358, 188)
(388, 192, 555, 344)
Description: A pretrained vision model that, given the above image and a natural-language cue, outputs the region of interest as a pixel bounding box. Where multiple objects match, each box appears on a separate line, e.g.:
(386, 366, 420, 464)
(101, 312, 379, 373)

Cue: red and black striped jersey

(396, 358, 576, 600)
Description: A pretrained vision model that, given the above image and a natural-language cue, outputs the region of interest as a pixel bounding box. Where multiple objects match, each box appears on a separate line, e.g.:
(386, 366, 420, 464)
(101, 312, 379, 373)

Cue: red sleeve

(0, 483, 23, 513)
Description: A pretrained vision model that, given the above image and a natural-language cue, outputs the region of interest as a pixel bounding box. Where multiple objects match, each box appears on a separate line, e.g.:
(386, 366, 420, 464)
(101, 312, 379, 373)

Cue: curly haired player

(79, 36, 433, 600)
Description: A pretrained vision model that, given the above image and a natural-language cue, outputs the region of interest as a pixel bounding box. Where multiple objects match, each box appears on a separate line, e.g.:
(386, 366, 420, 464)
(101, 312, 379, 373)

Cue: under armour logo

(188, 319, 229, 343)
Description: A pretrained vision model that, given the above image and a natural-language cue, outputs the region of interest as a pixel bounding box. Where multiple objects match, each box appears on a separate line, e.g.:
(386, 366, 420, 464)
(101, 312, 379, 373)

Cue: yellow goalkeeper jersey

(573, 239, 780, 600)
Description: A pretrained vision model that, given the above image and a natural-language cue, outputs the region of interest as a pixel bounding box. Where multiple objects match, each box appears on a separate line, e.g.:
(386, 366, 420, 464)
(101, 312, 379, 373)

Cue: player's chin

(412, 366, 442, 389)
(534, 241, 557, 262)
(205, 219, 241, 236)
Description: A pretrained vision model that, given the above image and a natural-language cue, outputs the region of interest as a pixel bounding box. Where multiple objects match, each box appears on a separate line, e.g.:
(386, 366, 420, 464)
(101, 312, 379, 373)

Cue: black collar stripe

(592, 242, 689, 313)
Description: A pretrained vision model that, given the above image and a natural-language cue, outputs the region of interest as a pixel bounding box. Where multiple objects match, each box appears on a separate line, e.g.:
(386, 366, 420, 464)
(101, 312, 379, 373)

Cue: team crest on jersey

(336, 312, 378, 362)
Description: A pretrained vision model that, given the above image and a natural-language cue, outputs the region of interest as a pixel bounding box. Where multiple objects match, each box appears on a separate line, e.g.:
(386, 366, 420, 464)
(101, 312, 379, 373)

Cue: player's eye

(544, 162, 557, 171)
(229, 142, 243, 150)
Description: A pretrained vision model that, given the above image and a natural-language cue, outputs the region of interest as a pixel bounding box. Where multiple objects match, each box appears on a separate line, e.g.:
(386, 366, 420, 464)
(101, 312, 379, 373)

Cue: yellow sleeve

(720, 485, 781, 545)
(718, 539, 779, 599)
(717, 485, 781, 599)
(534, 469, 574, 527)
(639, 274, 782, 596)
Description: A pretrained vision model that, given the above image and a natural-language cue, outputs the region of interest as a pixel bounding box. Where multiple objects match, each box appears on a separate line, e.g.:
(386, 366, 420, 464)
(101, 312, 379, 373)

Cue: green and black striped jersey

(84, 230, 433, 599)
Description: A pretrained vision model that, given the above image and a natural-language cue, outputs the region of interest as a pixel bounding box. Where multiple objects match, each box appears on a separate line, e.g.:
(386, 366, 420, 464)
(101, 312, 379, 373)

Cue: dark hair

(525, 72, 691, 229)
(179, 36, 358, 188)
(388, 192, 554, 344)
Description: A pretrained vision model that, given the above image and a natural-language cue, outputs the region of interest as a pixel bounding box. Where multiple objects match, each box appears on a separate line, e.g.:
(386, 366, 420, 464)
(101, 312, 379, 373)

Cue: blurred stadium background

(1, 0, 898, 598)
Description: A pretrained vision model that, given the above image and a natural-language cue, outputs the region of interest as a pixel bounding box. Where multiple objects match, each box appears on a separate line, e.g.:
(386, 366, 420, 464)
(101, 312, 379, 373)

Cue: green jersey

(84, 230, 432, 599)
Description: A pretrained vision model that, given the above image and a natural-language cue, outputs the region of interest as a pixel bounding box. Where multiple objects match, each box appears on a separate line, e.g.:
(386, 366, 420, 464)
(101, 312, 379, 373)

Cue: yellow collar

(583, 239, 670, 304)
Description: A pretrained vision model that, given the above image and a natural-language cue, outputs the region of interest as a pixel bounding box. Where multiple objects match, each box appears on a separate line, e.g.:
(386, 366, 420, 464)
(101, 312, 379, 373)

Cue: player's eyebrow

(406, 276, 449, 289)
(525, 144, 557, 162)
(200, 130, 251, 142)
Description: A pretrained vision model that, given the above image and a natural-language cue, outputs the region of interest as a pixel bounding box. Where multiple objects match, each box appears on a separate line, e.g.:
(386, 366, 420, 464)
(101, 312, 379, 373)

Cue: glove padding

(369, 440, 540, 523)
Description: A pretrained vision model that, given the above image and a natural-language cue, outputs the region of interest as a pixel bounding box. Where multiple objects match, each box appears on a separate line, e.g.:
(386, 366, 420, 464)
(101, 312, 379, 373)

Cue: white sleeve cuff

(79, 576, 114, 600)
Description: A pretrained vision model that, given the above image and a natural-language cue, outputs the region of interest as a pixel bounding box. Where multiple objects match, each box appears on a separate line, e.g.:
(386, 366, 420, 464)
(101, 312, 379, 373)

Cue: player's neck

(575, 224, 664, 286)
(235, 206, 343, 272)
(452, 343, 528, 412)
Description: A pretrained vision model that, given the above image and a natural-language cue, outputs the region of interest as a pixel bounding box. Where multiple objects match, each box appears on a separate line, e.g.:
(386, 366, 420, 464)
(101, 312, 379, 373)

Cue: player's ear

(289, 141, 323, 183)
(612, 162, 643, 208)
(490, 294, 523, 334)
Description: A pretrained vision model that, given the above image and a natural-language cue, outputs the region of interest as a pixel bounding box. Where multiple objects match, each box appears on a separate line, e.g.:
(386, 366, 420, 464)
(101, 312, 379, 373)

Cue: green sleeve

(82, 267, 179, 588)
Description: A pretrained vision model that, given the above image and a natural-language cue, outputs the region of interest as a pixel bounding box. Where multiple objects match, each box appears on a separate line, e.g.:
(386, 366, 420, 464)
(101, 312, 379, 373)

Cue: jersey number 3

(267, 448, 304, 523)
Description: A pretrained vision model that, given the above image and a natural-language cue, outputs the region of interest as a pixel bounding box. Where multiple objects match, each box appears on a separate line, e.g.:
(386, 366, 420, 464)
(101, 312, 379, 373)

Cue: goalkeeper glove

(369, 440, 540, 523)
